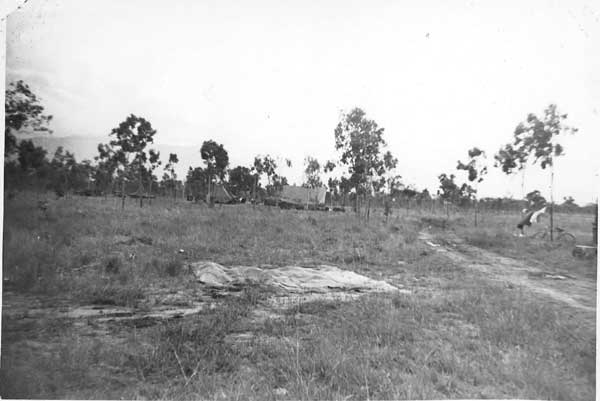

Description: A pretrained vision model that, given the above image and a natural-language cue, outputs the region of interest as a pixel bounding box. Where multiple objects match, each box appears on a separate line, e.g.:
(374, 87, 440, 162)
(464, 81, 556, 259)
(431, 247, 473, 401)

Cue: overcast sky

(4, 0, 600, 203)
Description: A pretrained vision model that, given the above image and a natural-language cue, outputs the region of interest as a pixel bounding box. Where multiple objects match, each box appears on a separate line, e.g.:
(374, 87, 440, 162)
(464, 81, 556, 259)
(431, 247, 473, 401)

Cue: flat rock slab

(188, 261, 406, 295)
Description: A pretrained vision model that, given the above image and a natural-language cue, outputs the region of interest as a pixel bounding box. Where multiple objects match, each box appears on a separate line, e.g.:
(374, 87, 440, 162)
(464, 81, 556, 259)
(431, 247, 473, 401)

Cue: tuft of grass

(421, 216, 449, 230)
(131, 285, 271, 381)
(0, 335, 104, 399)
(104, 256, 122, 274)
(463, 229, 513, 249)
(76, 279, 145, 307)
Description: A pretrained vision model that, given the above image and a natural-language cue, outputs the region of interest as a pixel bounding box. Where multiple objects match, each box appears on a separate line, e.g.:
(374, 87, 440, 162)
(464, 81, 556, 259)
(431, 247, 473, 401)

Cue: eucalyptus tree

(105, 114, 160, 208)
(457, 147, 488, 226)
(251, 154, 279, 202)
(5, 80, 53, 156)
(303, 156, 322, 188)
(510, 104, 577, 240)
(163, 153, 179, 199)
(146, 149, 161, 201)
(228, 165, 254, 198)
(333, 107, 397, 219)
(200, 140, 229, 205)
(494, 143, 528, 198)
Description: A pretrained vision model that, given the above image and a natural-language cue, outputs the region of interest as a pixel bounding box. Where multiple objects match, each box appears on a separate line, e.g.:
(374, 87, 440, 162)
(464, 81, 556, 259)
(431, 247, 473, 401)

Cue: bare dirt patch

(2, 261, 405, 347)
(419, 231, 596, 314)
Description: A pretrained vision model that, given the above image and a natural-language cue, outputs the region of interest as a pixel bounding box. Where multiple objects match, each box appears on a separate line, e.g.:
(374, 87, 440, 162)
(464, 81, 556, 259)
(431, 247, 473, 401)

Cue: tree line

(5, 80, 589, 220)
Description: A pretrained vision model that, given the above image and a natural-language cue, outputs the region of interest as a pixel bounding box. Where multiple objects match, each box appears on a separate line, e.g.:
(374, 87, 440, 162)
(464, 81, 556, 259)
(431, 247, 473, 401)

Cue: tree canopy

(495, 105, 576, 177)
(5, 80, 53, 156)
(200, 140, 229, 181)
(103, 114, 161, 206)
(228, 165, 254, 196)
(303, 156, 322, 188)
(17, 139, 47, 171)
(333, 107, 397, 196)
(513, 104, 577, 169)
(457, 147, 487, 184)
(437, 173, 474, 206)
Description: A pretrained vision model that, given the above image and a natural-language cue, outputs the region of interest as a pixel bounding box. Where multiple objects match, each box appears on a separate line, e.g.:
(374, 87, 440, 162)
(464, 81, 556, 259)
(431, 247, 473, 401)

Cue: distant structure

(280, 185, 327, 206)
(211, 184, 234, 204)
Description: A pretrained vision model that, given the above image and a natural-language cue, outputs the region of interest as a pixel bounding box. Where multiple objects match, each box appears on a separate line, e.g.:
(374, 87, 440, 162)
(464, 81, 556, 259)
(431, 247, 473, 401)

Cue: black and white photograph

(1, 0, 598, 399)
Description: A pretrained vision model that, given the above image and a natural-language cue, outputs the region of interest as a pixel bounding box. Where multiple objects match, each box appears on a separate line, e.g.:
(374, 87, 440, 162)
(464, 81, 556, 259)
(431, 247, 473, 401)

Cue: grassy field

(1, 192, 596, 400)
(427, 208, 597, 279)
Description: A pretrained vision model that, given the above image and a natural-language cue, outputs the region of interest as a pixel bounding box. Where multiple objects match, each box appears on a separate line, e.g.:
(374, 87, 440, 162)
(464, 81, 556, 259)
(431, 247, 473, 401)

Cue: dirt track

(419, 232, 597, 314)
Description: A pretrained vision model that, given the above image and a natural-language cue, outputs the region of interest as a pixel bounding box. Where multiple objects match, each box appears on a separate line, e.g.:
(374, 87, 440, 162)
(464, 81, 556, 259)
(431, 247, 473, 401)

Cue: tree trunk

(121, 179, 126, 210)
(206, 177, 210, 204)
(207, 177, 214, 208)
(253, 176, 257, 207)
(550, 167, 554, 241)
(138, 168, 144, 208)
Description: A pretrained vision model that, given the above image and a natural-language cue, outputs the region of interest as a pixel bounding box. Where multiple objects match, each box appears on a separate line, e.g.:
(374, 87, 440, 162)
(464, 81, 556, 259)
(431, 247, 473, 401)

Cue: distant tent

(212, 184, 234, 204)
(280, 185, 327, 205)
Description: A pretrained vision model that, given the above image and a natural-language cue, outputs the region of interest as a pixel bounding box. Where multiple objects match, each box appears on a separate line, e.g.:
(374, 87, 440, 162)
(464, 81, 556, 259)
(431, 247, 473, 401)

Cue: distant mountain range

(24, 135, 204, 179)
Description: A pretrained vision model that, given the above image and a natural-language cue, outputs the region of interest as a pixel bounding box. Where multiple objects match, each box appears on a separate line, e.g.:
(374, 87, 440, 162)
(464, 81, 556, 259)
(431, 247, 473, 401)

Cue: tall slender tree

(251, 155, 279, 202)
(106, 114, 159, 208)
(457, 147, 488, 226)
(163, 153, 179, 199)
(303, 156, 322, 188)
(510, 104, 577, 240)
(333, 107, 397, 220)
(251, 156, 264, 203)
(146, 149, 161, 201)
(200, 140, 229, 206)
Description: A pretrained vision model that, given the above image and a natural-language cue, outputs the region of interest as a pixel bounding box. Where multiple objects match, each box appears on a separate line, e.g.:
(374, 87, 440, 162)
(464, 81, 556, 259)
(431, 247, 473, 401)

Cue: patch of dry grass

(1, 192, 596, 400)
(63, 279, 591, 400)
(3, 192, 422, 297)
